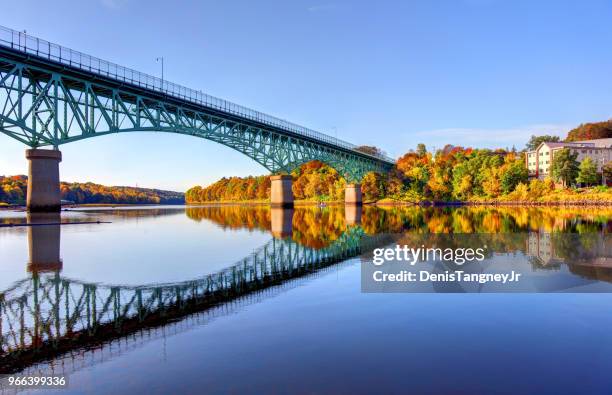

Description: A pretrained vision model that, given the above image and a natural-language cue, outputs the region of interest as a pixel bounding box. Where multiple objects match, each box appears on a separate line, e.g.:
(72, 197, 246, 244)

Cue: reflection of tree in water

(186, 206, 357, 249)
(369, 206, 612, 234)
(550, 233, 598, 261)
(186, 206, 348, 249)
(186, 206, 271, 232)
(291, 208, 346, 249)
(184, 205, 611, 248)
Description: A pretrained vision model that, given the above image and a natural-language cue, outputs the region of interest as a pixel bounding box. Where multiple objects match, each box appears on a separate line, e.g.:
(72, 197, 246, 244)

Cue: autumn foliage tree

(565, 120, 612, 142)
(186, 161, 350, 203)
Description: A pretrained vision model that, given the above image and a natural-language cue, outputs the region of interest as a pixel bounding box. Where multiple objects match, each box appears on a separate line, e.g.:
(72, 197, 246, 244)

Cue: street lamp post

(156, 57, 164, 91)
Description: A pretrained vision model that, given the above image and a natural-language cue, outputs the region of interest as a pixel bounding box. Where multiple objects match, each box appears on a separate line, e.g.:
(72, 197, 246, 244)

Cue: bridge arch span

(0, 26, 394, 210)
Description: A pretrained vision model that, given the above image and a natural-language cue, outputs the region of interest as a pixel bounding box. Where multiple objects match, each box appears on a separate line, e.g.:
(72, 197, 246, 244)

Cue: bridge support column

(270, 175, 293, 208)
(271, 207, 294, 239)
(27, 213, 63, 273)
(26, 149, 62, 212)
(345, 183, 362, 206)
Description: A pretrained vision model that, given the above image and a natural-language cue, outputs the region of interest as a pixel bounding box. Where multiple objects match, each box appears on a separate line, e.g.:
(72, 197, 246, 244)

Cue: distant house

(525, 138, 612, 181)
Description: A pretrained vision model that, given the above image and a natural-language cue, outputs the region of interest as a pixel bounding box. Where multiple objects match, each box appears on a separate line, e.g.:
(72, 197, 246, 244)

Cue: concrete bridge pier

(345, 183, 363, 206)
(271, 207, 294, 239)
(270, 175, 294, 208)
(26, 149, 62, 212)
(345, 205, 362, 226)
(27, 213, 63, 273)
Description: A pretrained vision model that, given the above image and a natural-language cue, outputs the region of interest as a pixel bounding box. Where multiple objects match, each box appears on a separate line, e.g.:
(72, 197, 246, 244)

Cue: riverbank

(375, 199, 612, 207)
(0, 203, 185, 211)
(187, 200, 346, 206)
(374, 186, 612, 206)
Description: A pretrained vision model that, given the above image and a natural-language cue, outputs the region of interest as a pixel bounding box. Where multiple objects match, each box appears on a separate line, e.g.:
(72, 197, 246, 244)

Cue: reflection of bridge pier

(26, 149, 62, 213)
(27, 213, 63, 273)
(271, 207, 294, 239)
(345, 204, 362, 226)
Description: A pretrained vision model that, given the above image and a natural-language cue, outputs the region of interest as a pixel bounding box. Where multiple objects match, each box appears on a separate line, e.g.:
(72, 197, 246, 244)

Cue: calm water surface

(1, 205, 612, 394)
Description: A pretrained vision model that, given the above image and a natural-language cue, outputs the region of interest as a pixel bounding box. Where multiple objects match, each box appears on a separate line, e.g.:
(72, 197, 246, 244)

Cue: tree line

(185, 146, 532, 203)
(0, 175, 184, 205)
(186, 120, 612, 204)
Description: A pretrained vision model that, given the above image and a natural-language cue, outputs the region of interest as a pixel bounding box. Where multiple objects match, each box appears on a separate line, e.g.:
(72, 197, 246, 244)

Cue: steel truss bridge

(0, 26, 394, 182)
(0, 227, 392, 373)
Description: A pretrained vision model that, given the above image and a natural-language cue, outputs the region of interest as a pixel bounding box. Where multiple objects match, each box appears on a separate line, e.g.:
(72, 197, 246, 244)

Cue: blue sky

(1, 0, 612, 191)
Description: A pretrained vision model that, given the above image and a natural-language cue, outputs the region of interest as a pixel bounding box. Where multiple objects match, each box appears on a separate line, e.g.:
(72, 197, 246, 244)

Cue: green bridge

(0, 26, 394, 211)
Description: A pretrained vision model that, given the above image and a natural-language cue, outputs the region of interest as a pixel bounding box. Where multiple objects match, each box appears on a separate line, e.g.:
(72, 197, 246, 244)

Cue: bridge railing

(0, 26, 394, 164)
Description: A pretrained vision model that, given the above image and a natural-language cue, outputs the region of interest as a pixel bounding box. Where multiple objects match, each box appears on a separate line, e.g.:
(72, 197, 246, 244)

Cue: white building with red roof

(525, 138, 612, 180)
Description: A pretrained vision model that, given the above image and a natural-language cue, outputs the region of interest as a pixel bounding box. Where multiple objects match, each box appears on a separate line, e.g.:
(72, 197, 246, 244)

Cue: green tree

(576, 157, 598, 186)
(500, 161, 528, 194)
(525, 135, 560, 151)
(551, 148, 579, 187)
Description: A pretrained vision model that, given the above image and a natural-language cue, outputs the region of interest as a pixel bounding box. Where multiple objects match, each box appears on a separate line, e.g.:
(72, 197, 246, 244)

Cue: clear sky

(1, 0, 612, 191)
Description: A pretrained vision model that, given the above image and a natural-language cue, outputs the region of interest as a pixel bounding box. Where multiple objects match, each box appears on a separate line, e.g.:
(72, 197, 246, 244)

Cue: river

(1, 205, 612, 394)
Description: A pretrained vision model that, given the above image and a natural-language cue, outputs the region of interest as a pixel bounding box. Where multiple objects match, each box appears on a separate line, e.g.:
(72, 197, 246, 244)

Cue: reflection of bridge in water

(0, 207, 392, 373)
(3, 206, 612, 373)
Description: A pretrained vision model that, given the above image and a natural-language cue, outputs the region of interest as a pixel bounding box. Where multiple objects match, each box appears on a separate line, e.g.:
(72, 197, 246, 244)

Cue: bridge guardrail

(0, 26, 394, 164)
